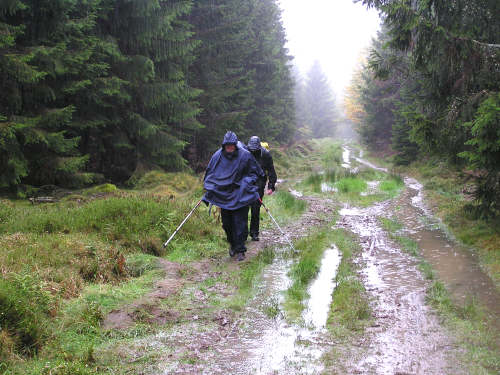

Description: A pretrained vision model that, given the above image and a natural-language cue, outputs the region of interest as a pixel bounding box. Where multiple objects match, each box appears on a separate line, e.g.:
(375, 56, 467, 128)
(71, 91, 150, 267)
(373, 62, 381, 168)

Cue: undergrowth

(260, 190, 307, 228)
(0, 138, 336, 373)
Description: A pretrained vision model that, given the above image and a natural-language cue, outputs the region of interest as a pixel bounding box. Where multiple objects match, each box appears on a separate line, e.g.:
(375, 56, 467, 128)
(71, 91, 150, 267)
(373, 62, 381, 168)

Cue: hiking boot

(251, 235, 259, 241)
(229, 248, 236, 257)
(237, 252, 245, 261)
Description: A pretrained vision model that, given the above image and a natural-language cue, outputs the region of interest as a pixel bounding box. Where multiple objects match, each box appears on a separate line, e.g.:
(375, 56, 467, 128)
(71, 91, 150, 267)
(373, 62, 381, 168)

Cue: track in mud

(196, 147, 477, 374)
(198, 197, 341, 375)
(337, 202, 465, 374)
(111, 147, 499, 374)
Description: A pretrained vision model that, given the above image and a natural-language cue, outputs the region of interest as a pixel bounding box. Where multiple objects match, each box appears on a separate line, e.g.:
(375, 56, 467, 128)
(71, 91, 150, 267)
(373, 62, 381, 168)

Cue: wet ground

(199, 197, 340, 374)
(102, 146, 499, 374)
(398, 178, 500, 331)
(336, 201, 466, 374)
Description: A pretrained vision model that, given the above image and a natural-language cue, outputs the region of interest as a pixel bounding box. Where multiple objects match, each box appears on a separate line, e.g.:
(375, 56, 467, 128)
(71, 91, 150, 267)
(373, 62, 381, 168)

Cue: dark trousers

(221, 205, 249, 253)
(250, 188, 265, 237)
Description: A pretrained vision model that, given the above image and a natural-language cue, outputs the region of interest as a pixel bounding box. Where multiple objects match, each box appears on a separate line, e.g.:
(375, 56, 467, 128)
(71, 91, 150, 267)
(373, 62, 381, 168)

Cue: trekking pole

(163, 199, 203, 248)
(259, 198, 297, 253)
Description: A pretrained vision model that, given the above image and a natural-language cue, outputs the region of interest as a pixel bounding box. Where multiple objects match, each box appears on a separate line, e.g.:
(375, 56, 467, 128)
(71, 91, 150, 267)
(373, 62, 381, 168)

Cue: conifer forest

(1, 0, 297, 190)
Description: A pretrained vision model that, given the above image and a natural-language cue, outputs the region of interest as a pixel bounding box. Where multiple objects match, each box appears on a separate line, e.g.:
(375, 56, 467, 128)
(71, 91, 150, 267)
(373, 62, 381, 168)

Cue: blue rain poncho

(203, 132, 264, 210)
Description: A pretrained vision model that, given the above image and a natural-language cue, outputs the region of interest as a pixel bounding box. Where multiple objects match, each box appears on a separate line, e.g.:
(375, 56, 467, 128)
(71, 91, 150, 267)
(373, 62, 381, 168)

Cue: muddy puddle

(337, 201, 466, 374)
(399, 178, 500, 329)
(201, 244, 342, 374)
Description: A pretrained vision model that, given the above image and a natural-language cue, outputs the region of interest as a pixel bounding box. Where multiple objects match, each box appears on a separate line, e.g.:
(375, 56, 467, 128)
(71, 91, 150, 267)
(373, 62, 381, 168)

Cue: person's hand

(266, 189, 274, 195)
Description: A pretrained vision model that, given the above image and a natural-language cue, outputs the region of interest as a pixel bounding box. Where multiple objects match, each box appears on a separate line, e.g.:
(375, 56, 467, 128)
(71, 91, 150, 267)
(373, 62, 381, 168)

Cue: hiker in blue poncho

(203, 131, 264, 261)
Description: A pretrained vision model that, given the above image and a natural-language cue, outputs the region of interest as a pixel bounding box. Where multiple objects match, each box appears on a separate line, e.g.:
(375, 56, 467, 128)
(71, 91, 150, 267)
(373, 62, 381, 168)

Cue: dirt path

(336, 201, 465, 374)
(99, 194, 337, 374)
(99, 149, 491, 374)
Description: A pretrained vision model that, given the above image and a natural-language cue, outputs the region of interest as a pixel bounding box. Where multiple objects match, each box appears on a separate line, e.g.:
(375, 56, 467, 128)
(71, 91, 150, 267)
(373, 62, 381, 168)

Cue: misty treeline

(347, 0, 500, 217)
(294, 61, 338, 139)
(0, 0, 318, 193)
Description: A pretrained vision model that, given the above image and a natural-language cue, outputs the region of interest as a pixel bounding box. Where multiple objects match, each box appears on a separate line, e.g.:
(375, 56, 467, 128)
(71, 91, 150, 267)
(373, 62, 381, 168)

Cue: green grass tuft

(284, 229, 332, 321)
(336, 177, 367, 194)
(327, 230, 371, 334)
(230, 247, 275, 310)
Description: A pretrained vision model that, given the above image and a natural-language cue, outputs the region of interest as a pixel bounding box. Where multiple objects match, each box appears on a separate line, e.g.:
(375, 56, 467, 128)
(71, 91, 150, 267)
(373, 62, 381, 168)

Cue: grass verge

(321, 229, 371, 372)
(260, 190, 307, 229)
(228, 247, 275, 311)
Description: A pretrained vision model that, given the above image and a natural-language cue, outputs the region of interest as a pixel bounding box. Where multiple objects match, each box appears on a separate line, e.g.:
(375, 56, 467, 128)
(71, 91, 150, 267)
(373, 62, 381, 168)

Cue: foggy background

(279, 0, 380, 100)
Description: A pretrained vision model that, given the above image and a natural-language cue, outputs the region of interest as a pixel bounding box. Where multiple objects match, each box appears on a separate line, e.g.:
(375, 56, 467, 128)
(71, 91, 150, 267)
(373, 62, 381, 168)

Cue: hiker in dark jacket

(246, 136, 277, 241)
(203, 131, 264, 261)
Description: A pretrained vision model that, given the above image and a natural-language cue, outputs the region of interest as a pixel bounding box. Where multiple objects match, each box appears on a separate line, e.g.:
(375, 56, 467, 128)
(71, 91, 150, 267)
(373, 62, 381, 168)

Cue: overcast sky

(279, 0, 380, 99)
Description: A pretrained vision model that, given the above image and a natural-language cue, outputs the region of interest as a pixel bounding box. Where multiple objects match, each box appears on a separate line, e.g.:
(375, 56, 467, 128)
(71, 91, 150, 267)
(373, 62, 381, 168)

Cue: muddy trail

(199, 197, 341, 375)
(336, 202, 464, 374)
(101, 147, 499, 374)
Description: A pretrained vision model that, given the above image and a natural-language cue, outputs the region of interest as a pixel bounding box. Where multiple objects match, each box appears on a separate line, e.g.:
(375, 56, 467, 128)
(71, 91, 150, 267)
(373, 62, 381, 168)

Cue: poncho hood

(222, 131, 238, 146)
(203, 133, 264, 210)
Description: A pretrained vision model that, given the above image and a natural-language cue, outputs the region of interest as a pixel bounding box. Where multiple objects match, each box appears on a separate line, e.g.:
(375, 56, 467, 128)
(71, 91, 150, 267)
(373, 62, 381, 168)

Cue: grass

(0, 138, 344, 373)
(0, 171, 225, 373)
(427, 281, 500, 373)
(327, 229, 371, 334)
(298, 154, 404, 207)
(336, 177, 367, 194)
(229, 247, 275, 310)
(321, 229, 371, 373)
(260, 190, 307, 229)
(2, 255, 165, 375)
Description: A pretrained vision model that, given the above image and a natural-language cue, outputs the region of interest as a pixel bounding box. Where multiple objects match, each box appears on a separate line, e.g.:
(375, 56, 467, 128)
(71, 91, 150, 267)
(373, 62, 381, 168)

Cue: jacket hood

(222, 131, 238, 146)
(247, 136, 261, 151)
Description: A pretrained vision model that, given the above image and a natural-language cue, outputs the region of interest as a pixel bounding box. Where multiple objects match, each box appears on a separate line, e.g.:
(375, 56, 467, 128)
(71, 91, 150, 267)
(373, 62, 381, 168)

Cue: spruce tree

(99, 0, 201, 177)
(245, 0, 295, 142)
(304, 61, 337, 138)
(0, 0, 92, 191)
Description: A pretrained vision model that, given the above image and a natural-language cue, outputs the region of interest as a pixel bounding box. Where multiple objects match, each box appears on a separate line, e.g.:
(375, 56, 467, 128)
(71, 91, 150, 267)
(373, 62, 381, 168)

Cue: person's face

(224, 144, 236, 153)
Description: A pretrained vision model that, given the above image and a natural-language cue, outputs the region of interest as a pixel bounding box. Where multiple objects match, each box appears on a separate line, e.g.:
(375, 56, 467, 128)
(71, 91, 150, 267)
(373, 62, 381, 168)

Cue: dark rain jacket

(250, 147, 277, 191)
(203, 132, 264, 210)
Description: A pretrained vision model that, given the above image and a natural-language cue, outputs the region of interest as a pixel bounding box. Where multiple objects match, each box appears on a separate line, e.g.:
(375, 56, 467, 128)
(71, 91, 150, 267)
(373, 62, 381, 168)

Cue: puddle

(337, 200, 466, 374)
(320, 182, 337, 193)
(200, 244, 342, 374)
(304, 246, 342, 329)
(289, 189, 303, 198)
(361, 181, 380, 196)
(342, 147, 351, 169)
(354, 156, 388, 173)
(401, 177, 500, 330)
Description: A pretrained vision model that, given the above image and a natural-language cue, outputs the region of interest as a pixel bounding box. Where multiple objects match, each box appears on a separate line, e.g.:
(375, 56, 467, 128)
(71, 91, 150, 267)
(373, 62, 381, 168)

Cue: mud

(102, 259, 185, 330)
(398, 178, 500, 331)
(194, 196, 339, 374)
(100, 149, 499, 374)
(337, 201, 466, 374)
(100, 195, 339, 374)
